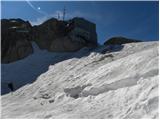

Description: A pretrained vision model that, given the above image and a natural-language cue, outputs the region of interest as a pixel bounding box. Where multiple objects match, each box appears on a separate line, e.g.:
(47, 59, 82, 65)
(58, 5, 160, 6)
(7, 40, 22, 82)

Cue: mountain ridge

(1, 17, 97, 63)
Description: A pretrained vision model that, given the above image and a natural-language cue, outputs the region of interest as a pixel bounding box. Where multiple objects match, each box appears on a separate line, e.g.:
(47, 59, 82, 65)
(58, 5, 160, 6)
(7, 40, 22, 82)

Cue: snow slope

(1, 42, 74, 94)
(1, 41, 159, 118)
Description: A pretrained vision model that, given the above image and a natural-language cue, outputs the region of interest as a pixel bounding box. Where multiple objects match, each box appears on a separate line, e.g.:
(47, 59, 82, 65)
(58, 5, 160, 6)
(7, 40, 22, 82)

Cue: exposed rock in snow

(1, 41, 159, 118)
(104, 36, 141, 45)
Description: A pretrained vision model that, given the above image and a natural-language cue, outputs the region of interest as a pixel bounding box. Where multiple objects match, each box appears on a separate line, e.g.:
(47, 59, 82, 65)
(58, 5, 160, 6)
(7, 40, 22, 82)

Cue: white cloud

(30, 10, 62, 25)
(30, 16, 49, 25)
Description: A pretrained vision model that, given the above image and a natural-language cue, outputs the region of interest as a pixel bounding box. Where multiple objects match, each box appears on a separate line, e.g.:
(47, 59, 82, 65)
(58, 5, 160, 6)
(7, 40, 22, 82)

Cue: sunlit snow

(1, 41, 159, 119)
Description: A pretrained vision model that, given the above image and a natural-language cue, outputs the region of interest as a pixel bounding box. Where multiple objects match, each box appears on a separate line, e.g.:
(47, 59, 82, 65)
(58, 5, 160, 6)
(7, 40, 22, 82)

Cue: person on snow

(8, 82, 14, 92)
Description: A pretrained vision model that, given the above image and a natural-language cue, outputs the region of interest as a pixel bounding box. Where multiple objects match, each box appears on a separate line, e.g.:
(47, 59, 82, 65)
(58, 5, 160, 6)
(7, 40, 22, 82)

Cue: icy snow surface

(1, 41, 159, 118)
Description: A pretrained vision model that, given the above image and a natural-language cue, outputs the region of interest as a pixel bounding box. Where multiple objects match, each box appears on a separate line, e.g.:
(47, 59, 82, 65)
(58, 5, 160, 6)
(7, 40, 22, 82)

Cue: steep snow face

(1, 42, 159, 119)
(1, 42, 74, 94)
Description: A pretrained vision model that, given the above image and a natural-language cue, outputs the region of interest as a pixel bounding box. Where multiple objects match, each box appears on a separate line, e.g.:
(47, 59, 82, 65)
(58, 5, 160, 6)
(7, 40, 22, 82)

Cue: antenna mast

(63, 6, 66, 21)
(57, 12, 60, 20)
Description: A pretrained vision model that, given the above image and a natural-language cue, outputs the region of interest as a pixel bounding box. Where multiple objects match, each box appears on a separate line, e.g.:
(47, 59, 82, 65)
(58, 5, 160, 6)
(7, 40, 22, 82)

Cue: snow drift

(1, 41, 159, 118)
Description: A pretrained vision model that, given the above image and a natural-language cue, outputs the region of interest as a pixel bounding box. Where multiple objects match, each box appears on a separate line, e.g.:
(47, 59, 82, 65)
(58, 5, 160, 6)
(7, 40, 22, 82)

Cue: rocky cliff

(1, 17, 98, 63)
(1, 19, 33, 63)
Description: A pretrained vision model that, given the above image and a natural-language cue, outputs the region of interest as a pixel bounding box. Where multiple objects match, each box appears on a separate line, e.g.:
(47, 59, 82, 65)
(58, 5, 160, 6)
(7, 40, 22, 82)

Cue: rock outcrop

(33, 17, 98, 52)
(104, 37, 141, 45)
(1, 19, 33, 63)
(67, 17, 97, 46)
(32, 18, 67, 50)
(2, 17, 98, 63)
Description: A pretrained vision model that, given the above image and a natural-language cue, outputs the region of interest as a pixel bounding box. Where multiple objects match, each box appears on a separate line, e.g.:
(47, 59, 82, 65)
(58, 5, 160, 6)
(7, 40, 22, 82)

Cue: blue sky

(1, 1, 159, 44)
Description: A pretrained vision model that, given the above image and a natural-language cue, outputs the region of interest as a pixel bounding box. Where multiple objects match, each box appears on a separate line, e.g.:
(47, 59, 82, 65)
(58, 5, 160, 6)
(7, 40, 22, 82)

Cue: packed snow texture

(1, 41, 159, 118)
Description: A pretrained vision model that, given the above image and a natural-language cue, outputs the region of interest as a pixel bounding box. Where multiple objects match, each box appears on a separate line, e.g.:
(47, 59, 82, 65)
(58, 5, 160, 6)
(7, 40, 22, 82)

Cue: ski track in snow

(1, 41, 159, 119)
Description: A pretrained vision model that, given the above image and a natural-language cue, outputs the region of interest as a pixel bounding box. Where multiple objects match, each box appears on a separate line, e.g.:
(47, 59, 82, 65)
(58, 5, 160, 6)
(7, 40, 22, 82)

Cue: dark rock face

(1, 19, 33, 63)
(1, 17, 98, 63)
(67, 17, 97, 46)
(33, 17, 98, 52)
(104, 37, 141, 45)
(32, 18, 67, 50)
(50, 36, 85, 52)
